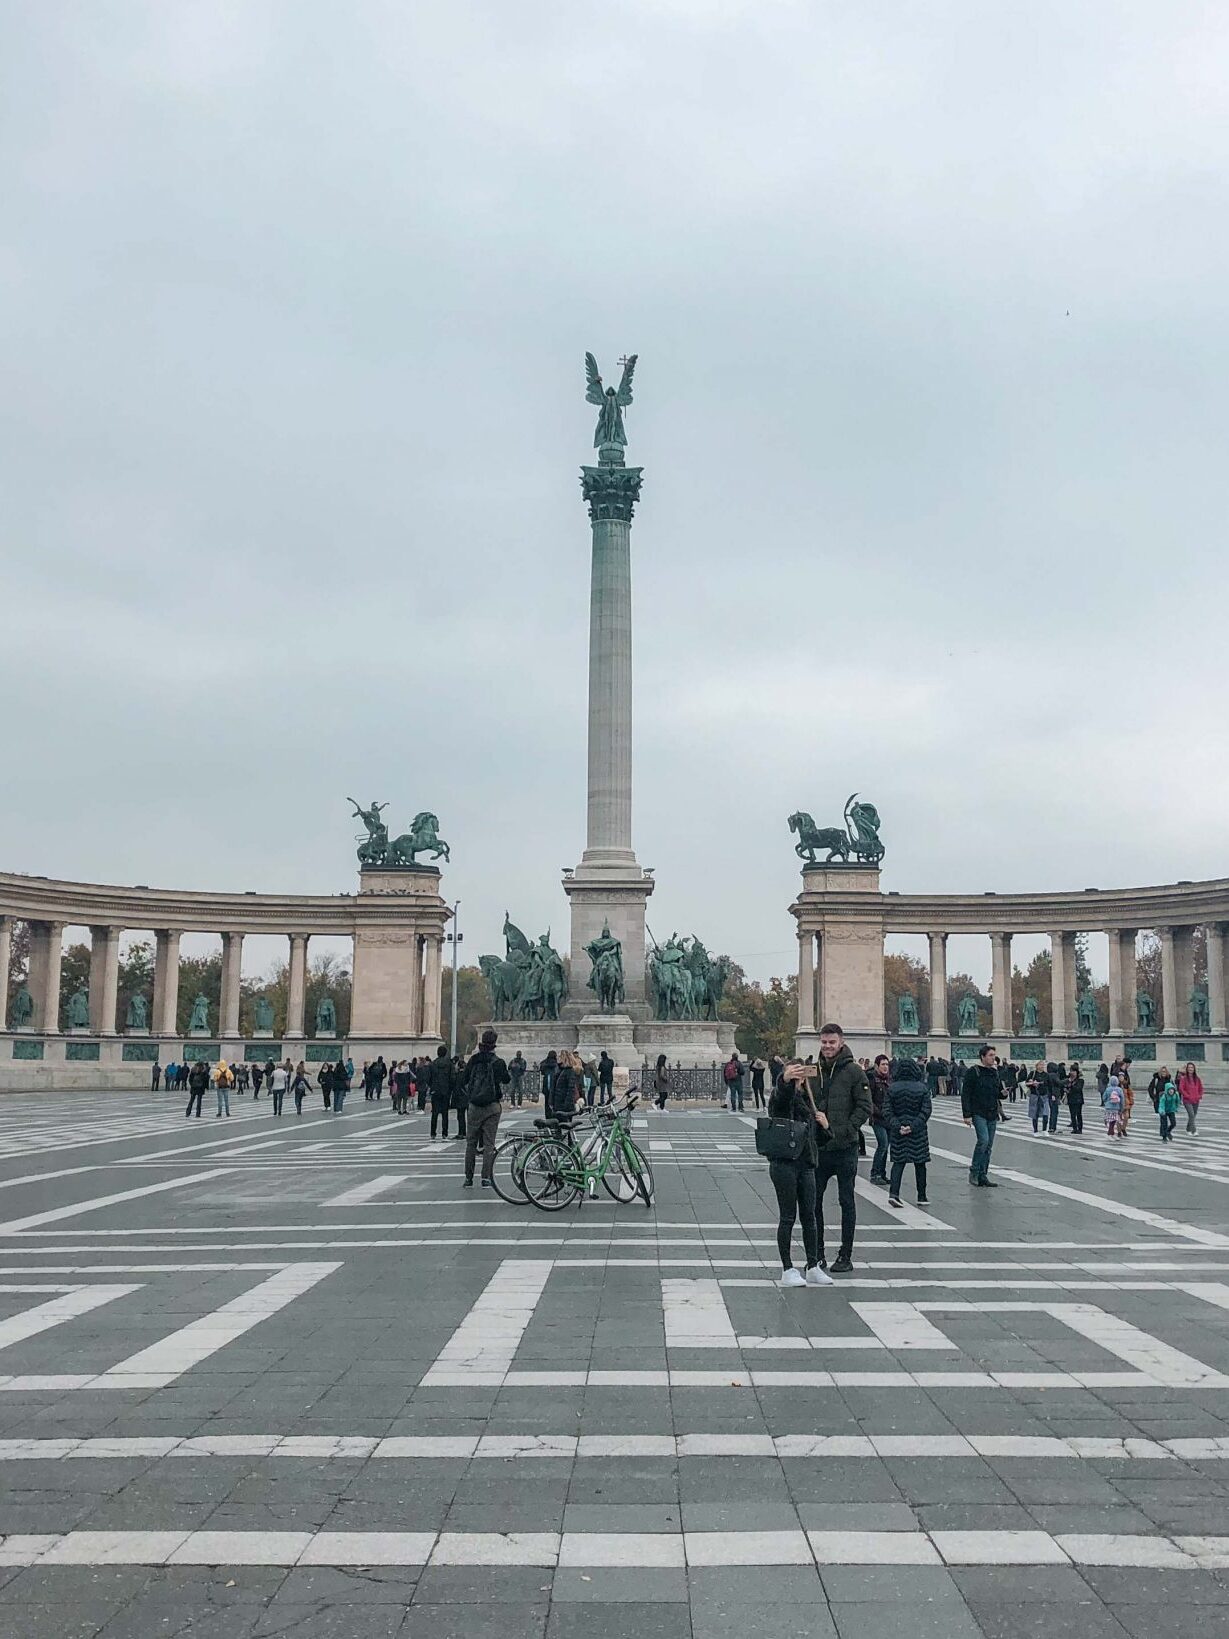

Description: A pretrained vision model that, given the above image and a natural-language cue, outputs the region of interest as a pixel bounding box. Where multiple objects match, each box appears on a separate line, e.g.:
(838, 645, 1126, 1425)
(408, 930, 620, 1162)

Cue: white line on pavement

(0, 1170, 236, 1235)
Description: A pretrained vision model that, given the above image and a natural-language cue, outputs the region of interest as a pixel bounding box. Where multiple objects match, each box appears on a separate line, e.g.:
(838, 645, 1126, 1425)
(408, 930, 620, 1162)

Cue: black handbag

(755, 1115, 809, 1161)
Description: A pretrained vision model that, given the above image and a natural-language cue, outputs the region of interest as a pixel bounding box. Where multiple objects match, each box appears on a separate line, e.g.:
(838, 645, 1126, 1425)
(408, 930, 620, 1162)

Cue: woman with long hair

(1178, 1061, 1204, 1133)
(653, 1054, 669, 1111)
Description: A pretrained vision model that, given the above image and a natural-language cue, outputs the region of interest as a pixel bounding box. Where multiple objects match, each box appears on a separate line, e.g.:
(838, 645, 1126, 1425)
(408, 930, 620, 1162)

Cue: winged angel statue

(585, 352, 638, 452)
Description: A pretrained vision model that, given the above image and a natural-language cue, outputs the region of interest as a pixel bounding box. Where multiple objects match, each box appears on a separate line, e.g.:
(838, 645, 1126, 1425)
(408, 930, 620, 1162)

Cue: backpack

(723, 1060, 739, 1083)
(467, 1054, 501, 1107)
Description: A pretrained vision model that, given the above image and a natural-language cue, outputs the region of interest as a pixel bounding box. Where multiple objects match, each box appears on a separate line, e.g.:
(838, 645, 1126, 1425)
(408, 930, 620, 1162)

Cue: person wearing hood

(1102, 1074, 1126, 1138)
(462, 1028, 510, 1188)
(885, 1057, 931, 1207)
(807, 1024, 872, 1273)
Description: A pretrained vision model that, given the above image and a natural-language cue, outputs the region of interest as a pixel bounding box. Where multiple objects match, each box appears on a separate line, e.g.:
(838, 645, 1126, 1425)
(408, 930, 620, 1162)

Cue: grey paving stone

(798, 1503, 918, 1531)
(691, 1606, 839, 1639)
(546, 1604, 693, 1639)
(250, 1604, 406, 1636)
(961, 1604, 1132, 1638)
(819, 1566, 965, 1603)
(412, 1567, 558, 1604)
(949, 1568, 1104, 1603)
(1113, 1607, 1229, 1639)
(562, 1504, 683, 1531)
(687, 1566, 827, 1603)
(551, 1568, 688, 1602)
(829, 1604, 983, 1639)
(402, 1603, 548, 1639)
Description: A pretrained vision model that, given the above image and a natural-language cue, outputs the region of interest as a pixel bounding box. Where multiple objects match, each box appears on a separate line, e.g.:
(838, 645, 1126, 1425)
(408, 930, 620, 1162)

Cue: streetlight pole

(446, 901, 462, 1058)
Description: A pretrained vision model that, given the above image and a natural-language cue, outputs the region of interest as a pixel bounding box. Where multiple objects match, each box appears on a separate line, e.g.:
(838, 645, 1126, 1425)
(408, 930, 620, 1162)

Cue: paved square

(4, 1088, 1229, 1634)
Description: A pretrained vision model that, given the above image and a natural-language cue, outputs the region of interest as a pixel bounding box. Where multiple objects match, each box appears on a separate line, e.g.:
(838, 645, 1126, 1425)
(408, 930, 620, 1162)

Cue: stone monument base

(576, 1012, 637, 1064)
(125, 1028, 150, 1037)
(474, 1015, 731, 1071)
(189, 1028, 211, 1038)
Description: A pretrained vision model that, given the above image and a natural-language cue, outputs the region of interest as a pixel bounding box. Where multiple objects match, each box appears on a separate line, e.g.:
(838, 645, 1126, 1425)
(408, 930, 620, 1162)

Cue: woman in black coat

(766, 1063, 831, 1287)
(885, 1057, 932, 1206)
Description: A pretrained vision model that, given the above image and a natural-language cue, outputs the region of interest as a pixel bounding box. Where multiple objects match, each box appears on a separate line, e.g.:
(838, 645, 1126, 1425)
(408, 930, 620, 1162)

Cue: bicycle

(519, 1095, 654, 1211)
(490, 1114, 576, 1206)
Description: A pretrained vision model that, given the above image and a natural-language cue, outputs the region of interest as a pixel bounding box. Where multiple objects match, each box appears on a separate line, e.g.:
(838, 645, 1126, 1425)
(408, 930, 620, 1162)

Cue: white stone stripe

(852, 1178, 951, 1228)
(89, 1263, 340, 1388)
(421, 1260, 553, 1385)
(0, 1170, 235, 1235)
(662, 1278, 737, 1348)
(926, 1143, 1229, 1246)
(0, 1431, 1198, 1460)
(852, 1302, 956, 1351)
(321, 1175, 407, 1208)
(491, 1367, 1155, 1389)
(0, 1529, 1220, 1566)
(0, 1284, 139, 1351)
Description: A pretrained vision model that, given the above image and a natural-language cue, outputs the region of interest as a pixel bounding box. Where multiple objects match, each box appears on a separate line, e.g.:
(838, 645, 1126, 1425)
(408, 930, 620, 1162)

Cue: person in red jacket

(1177, 1062, 1204, 1134)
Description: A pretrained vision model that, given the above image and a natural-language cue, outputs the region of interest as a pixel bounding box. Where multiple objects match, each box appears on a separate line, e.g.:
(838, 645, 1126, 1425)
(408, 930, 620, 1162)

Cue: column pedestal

(792, 867, 884, 1059)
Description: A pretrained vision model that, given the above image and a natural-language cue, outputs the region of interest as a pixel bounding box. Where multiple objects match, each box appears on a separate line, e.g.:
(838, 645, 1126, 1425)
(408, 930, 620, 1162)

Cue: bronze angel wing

(616, 353, 637, 406)
(584, 352, 605, 406)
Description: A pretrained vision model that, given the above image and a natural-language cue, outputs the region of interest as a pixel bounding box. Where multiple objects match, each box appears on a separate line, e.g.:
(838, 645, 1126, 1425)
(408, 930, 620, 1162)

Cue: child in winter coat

(1102, 1076, 1125, 1139)
(1157, 1079, 1181, 1143)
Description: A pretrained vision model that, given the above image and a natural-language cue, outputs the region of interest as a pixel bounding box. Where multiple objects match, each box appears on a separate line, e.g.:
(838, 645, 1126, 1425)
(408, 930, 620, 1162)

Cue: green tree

(1011, 951, 1052, 1034)
(720, 961, 799, 1059)
(442, 964, 489, 1054)
(58, 941, 92, 1027)
(176, 952, 222, 1036)
(884, 952, 930, 1033)
(118, 939, 155, 1029)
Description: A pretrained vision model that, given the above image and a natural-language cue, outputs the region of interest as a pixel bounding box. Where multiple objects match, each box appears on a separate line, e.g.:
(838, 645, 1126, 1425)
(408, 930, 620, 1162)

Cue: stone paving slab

(2, 1090, 1229, 1631)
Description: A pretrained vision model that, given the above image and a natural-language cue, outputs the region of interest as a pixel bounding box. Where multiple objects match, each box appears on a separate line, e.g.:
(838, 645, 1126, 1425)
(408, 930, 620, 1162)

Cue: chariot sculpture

(789, 794, 885, 866)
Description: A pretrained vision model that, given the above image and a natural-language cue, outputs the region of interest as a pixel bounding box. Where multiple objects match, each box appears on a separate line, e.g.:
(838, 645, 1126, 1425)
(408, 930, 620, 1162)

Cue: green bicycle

(519, 1095, 654, 1211)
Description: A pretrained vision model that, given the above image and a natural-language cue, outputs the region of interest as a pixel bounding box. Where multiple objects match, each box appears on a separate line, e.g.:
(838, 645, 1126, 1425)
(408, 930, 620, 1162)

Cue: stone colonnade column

(220, 933, 244, 1037)
(1107, 929, 1136, 1035)
(1049, 931, 1076, 1037)
(31, 921, 65, 1033)
(928, 933, 948, 1037)
(990, 932, 1012, 1036)
(153, 930, 181, 1036)
(0, 916, 11, 1028)
(88, 926, 121, 1035)
(1208, 923, 1227, 1035)
(286, 934, 309, 1039)
(422, 936, 442, 1038)
(797, 931, 815, 1035)
(1173, 927, 1194, 1031)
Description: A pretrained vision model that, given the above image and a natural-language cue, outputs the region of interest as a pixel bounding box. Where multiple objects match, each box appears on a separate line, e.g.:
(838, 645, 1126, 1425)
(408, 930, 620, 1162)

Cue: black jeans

(1068, 1098, 1083, 1133)
(870, 1122, 889, 1181)
(454, 1105, 467, 1138)
(184, 1089, 204, 1118)
(1047, 1095, 1059, 1134)
(815, 1143, 858, 1258)
(889, 1160, 927, 1200)
(1161, 1110, 1177, 1141)
(430, 1104, 450, 1138)
(769, 1159, 819, 1269)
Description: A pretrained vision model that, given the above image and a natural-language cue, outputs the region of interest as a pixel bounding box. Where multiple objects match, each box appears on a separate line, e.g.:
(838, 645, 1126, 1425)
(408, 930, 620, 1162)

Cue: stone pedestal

(125, 1028, 150, 1038)
(792, 865, 885, 1059)
(577, 1012, 637, 1066)
(563, 862, 655, 1013)
(349, 865, 450, 1044)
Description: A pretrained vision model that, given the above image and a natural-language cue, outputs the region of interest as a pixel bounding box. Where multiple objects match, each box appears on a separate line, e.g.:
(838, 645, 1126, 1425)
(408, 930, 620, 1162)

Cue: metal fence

(503, 1064, 729, 1104)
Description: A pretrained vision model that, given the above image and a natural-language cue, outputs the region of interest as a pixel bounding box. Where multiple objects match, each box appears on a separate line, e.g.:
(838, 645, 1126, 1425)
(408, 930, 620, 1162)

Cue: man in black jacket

(598, 1051, 614, 1105)
(961, 1044, 1002, 1186)
(184, 1060, 209, 1119)
(427, 1045, 454, 1139)
(463, 1029, 510, 1188)
(808, 1024, 872, 1273)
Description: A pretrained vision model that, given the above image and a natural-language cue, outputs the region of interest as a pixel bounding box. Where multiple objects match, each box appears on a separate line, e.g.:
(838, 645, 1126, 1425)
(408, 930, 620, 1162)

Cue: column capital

(581, 464, 643, 522)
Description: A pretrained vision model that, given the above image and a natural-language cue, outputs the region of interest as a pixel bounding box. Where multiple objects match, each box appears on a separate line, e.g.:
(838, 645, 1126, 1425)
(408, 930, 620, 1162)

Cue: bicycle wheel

(520, 1138, 582, 1212)
(604, 1137, 654, 1207)
(490, 1136, 532, 1205)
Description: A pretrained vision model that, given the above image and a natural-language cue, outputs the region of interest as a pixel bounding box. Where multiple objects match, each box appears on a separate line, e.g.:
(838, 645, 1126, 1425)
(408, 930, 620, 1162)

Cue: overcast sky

(3, 1, 1226, 988)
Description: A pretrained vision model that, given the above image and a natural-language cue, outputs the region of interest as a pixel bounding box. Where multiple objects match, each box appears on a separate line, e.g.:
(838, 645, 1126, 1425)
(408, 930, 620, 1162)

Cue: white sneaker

(805, 1265, 834, 1286)
(778, 1267, 806, 1289)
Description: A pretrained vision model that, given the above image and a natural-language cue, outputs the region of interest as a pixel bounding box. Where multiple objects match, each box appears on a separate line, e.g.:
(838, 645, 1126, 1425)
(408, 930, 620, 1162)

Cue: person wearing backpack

(462, 1028, 510, 1188)
(723, 1053, 744, 1111)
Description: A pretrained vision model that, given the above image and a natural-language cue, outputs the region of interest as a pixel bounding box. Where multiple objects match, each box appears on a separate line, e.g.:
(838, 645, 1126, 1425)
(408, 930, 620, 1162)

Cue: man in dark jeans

(184, 1060, 209, 1118)
(427, 1045, 454, 1138)
(961, 1044, 1002, 1186)
(598, 1050, 614, 1105)
(808, 1024, 871, 1273)
(463, 1029, 510, 1188)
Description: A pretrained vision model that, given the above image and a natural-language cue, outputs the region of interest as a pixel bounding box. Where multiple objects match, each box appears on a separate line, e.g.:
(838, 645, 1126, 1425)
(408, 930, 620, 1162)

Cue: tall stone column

(422, 936, 442, 1038)
(1107, 929, 1136, 1036)
(152, 930, 181, 1037)
(797, 930, 815, 1034)
(0, 916, 11, 1029)
(1049, 931, 1076, 1037)
(88, 926, 121, 1035)
(31, 921, 64, 1033)
(220, 933, 244, 1038)
(928, 933, 949, 1037)
(564, 445, 654, 1011)
(286, 934, 309, 1039)
(990, 932, 1012, 1037)
(1207, 923, 1227, 1035)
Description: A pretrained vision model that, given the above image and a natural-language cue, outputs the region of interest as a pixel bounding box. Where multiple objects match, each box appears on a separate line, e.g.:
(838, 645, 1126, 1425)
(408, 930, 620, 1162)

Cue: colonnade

(1, 915, 446, 1040)
(791, 868, 1229, 1058)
